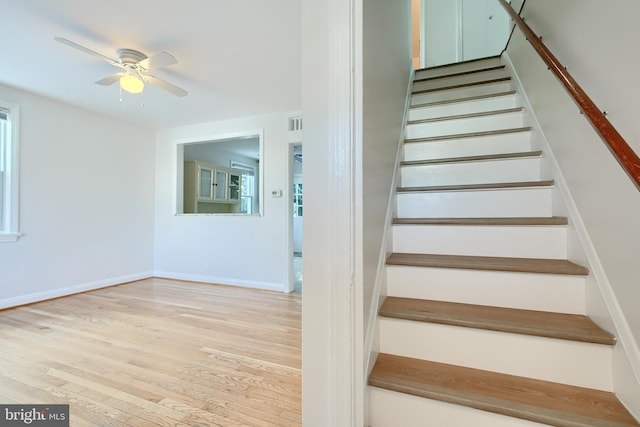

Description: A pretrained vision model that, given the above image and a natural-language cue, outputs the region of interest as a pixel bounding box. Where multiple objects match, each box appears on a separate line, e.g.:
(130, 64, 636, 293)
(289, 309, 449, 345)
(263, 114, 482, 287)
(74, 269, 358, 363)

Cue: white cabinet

(197, 163, 214, 201)
(422, 0, 510, 67)
(461, 0, 511, 61)
(213, 169, 227, 201)
(184, 161, 242, 213)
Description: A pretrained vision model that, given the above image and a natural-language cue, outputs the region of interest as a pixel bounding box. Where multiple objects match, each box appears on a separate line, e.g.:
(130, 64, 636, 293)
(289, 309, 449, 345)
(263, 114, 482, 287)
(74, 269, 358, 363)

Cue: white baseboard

(503, 51, 640, 418)
(0, 272, 154, 310)
(0, 271, 287, 311)
(154, 271, 285, 293)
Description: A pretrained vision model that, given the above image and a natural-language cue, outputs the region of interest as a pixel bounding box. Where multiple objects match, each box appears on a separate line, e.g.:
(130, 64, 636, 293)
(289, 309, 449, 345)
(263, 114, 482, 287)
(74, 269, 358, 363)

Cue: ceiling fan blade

(54, 37, 119, 66)
(138, 51, 177, 70)
(95, 73, 124, 86)
(145, 74, 188, 97)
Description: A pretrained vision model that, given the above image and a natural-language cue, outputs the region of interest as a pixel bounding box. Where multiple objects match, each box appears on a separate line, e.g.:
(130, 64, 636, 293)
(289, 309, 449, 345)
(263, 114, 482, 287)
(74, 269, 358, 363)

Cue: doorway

(290, 143, 303, 293)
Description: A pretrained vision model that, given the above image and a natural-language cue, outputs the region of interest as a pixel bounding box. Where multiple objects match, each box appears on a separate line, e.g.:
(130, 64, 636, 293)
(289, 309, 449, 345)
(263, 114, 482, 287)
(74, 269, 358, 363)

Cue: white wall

(0, 84, 155, 305)
(505, 0, 640, 417)
(154, 111, 294, 291)
(184, 144, 258, 171)
(293, 217, 302, 253)
(363, 0, 413, 363)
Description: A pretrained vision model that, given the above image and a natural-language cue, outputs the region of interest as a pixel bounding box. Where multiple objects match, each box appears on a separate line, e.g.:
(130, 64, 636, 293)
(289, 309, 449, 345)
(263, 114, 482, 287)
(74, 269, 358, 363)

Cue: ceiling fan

(54, 37, 188, 97)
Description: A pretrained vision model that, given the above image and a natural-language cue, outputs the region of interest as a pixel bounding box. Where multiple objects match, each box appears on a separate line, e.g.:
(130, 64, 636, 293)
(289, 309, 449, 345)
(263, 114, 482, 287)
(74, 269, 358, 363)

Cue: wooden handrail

(498, 0, 640, 191)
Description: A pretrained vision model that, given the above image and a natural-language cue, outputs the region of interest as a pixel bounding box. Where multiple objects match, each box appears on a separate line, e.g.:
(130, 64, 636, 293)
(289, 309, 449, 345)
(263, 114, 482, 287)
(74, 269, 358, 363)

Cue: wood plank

(397, 180, 554, 193)
(412, 77, 511, 95)
(380, 297, 615, 344)
(400, 151, 542, 166)
(404, 126, 531, 144)
(386, 253, 589, 275)
(407, 107, 524, 125)
(370, 353, 640, 427)
(413, 65, 506, 83)
(414, 55, 501, 73)
(0, 278, 301, 426)
(392, 216, 568, 226)
(411, 90, 517, 109)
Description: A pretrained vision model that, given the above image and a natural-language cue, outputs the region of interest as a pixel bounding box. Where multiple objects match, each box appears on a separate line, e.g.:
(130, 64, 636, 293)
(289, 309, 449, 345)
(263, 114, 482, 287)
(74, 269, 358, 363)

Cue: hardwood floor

(0, 278, 302, 426)
(370, 353, 640, 427)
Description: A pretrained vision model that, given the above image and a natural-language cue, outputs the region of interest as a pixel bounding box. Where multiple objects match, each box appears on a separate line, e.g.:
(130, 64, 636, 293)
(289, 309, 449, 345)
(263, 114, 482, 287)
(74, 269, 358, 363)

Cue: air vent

(288, 116, 303, 132)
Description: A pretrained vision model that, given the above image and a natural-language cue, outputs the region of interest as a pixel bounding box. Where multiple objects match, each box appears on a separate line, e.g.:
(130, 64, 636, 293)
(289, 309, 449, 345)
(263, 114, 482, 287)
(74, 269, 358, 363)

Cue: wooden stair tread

(369, 354, 640, 427)
(411, 90, 517, 109)
(393, 216, 568, 226)
(412, 77, 511, 95)
(413, 65, 506, 83)
(380, 297, 615, 344)
(400, 151, 541, 166)
(404, 126, 531, 144)
(386, 253, 589, 275)
(414, 55, 501, 73)
(407, 107, 523, 125)
(397, 180, 554, 193)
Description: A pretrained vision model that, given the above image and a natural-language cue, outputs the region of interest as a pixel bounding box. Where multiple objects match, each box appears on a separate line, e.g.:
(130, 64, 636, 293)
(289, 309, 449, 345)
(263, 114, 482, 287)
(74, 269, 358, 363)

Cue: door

(423, 0, 462, 67)
(462, 0, 510, 61)
(213, 169, 228, 201)
(422, 0, 510, 67)
(289, 143, 303, 293)
(197, 164, 214, 201)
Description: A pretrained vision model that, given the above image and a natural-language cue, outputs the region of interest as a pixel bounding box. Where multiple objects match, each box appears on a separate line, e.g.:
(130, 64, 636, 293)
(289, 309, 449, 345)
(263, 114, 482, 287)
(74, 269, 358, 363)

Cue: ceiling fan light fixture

(120, 73, 144, 94)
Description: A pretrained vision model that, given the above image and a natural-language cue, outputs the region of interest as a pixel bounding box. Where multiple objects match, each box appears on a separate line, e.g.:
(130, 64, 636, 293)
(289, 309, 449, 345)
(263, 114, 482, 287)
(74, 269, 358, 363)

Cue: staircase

(368, 57, 640, 427)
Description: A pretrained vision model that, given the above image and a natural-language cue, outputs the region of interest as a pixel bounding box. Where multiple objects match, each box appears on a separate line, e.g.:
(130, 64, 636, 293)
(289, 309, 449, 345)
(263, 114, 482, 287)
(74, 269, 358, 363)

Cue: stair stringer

(503, 51, 640, 419)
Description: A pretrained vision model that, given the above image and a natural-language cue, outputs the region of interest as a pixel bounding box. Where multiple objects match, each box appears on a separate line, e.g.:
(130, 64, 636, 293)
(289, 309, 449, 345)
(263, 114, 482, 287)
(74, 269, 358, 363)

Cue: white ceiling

(0, 0, 301, 130)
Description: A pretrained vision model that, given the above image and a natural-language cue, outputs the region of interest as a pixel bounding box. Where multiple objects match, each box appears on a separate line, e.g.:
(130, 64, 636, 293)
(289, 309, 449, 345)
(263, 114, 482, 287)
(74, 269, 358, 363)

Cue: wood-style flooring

(370, 353, 640, 427)
(0, 278, 302, 426)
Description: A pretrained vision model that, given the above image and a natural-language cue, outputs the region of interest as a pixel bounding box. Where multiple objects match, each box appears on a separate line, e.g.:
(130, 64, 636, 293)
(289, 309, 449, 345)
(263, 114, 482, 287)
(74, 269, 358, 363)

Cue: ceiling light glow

(120, 74, 144, 94)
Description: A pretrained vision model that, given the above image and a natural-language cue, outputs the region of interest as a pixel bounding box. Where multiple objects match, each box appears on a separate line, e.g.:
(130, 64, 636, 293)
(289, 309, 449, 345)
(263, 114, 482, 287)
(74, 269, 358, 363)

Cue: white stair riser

(411, 81, 513, 105)
(392, 225, 567, 259)
(404, 131, 533, 161)
(415, 58, 503, 80)
(406, 111, 525, 139)
(396, 188, 553, 218)
(409, 93, 518, 121)
(379, 319, 613, 390)
(401, 158, 541, 187)
(413, 69, 510, 92)
(386, 265, 586, 314)
(370, 388, 548, 427)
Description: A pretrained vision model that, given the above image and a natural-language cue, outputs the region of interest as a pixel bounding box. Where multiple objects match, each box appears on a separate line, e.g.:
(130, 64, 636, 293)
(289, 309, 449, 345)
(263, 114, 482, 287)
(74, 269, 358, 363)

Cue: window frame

(293, 182, 303, 217)
(0, 100, 20, 243)
(230, 161, 257, 215)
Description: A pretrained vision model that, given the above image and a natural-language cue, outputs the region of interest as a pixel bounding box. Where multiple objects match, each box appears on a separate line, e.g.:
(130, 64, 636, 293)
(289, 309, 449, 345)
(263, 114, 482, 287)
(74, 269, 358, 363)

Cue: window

(0, 101, 20, 242)
(231, 162, 257, 215)
(293, 183, 303, 217)
(240, 173, 255, 214)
